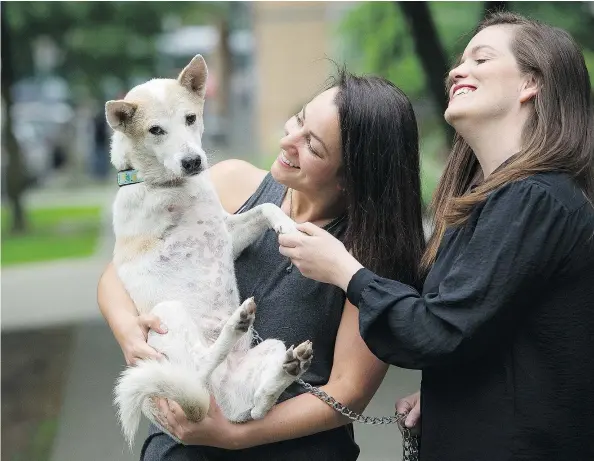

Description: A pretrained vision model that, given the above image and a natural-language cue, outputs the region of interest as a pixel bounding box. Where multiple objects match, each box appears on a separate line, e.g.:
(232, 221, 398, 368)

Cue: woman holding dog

(98, 67, 426, 458)
(278, 12, 594, 461)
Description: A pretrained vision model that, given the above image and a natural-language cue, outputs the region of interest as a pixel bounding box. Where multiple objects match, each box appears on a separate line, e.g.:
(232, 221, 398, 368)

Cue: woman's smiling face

(445, 25, 537, 127)
(271, 87, 342, 194)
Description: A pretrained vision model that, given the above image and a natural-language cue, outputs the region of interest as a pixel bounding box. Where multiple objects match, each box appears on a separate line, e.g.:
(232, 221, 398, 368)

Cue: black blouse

(347, 173, 594, 460)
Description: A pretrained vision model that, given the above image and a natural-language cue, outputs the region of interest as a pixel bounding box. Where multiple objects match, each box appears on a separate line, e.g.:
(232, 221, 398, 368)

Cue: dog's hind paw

(283, 340, 313, 377)
(234, 297, 257, 332)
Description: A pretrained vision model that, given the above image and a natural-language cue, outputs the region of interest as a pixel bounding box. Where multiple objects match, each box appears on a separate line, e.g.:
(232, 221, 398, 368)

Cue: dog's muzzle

(181, 157, 203, 175)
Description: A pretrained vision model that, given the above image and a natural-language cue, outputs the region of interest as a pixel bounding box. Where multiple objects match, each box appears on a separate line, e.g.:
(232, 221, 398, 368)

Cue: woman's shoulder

(524, 172, 589, 213)
(484, 172, 588, 213)
(209, 159, 269, 213)
(474, 174, 593, 245)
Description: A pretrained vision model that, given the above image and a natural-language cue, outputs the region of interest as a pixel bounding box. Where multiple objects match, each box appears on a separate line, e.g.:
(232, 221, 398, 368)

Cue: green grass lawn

(1, 205, 103, 267)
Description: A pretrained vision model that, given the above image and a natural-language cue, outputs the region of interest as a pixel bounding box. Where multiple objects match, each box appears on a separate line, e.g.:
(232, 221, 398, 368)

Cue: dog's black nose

(181, 157, 202, 175)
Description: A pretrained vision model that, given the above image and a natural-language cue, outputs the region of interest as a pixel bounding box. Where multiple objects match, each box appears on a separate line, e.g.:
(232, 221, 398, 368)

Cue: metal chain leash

(252, 329, 420, 461)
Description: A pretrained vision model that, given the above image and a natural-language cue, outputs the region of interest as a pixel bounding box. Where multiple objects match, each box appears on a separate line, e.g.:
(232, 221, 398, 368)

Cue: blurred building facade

(251, 1, 354, 158)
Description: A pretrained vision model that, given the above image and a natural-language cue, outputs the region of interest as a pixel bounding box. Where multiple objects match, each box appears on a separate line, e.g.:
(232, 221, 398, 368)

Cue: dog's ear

(105, 100, 136, 170)
(105, 100, 138, 132)
(178, 55, 208, 99)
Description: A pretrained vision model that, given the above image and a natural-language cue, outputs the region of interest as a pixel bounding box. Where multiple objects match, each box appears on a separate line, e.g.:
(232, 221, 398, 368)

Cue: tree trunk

(483, 1, 509, 17)
(217, 18, 232, 119)
(1, 3, 28, 233)
(397, 1, 455, 146)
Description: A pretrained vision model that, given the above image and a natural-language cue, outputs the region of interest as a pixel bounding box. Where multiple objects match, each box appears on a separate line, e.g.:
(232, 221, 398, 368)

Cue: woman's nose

(448, 61, 469, 81)
(280, 118, 301, 150)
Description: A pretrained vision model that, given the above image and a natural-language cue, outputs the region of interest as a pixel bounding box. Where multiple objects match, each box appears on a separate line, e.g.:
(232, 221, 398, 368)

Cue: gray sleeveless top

(234, 173, 348, 402)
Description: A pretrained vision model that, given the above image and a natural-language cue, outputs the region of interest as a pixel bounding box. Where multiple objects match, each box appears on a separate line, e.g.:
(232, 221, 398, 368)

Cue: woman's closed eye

(295, 113, 320, 156)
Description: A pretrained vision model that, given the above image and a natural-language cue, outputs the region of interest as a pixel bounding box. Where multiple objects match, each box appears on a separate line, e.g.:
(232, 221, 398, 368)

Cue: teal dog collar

(117, 169, 143, 187)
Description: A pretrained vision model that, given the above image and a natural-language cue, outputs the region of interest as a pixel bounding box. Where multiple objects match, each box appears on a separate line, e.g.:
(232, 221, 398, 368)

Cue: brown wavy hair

(421, 11, 594, 271)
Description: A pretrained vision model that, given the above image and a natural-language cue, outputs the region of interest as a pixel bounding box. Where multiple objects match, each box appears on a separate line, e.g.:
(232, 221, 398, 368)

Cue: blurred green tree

(4, 1, 228, 98)
(398, 2, 456, 143)
(2, 1, 230, 234)
(2, 2, 28, 233)
(338, 1, 594, 146)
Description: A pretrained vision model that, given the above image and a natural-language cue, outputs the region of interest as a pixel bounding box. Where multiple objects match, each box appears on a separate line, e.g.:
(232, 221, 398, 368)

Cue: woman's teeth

(454, 87, 474, 97)
(280, 152, 299, 168)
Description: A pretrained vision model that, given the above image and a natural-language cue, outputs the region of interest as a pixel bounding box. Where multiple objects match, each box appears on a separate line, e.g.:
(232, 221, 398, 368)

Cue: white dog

(106, 55, 313, 447)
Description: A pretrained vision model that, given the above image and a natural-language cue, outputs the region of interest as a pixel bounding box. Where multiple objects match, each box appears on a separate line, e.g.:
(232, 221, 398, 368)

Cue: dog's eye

(186, 114, 196, 126)
(149, 126, 166, 136)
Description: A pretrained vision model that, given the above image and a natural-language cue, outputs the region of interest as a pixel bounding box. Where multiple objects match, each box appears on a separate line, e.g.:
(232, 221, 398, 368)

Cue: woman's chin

(444, 106, 460, 124)
(444, 105, 472, 129)
(272, 158, 298, 177)
(270, 161, 289, 184)
(270, 159, 283, 177)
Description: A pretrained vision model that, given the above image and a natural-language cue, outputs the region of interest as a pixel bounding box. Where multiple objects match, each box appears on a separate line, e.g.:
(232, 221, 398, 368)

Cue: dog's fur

(106, 55, 312, 447)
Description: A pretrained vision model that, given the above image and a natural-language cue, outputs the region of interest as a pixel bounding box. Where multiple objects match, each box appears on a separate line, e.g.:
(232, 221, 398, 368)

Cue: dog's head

(105, 55, 208, 185)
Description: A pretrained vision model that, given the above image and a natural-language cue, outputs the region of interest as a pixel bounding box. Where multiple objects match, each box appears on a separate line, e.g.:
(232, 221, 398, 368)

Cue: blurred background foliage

(2, 3, 593, 461)
(340, 1, 594, 101)
(336, 1, 594, 206)
(1, 1, 593, 244)
(5, 2, 230, 99)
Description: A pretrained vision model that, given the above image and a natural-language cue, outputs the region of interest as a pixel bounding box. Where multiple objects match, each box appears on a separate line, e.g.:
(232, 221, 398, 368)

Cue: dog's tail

(114, 359, 210, 447)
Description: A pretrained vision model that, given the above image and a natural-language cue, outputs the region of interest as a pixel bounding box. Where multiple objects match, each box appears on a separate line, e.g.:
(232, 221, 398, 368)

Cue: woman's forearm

(97, 262, 138, 338)
(330, 252, 364, 292)
(234, 378, 372, 449)
(98, 263, 166, 364)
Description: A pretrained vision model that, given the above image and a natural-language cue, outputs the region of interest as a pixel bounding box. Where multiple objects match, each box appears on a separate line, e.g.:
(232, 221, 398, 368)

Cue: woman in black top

(279, 12, 594, 460)
(98, 70, 427, 459)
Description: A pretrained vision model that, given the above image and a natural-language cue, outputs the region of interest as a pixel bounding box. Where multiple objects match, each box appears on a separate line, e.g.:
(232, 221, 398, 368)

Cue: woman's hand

(278, 222, 363, 291)
(154, 396, 244, 449)
(98, 263, 167, 366)
(116, 313, 167, 366)
(395, 391, 421, 431)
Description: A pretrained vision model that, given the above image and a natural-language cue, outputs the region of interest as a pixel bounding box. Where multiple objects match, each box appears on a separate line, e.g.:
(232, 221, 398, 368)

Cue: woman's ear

(519, 74, 539, 103)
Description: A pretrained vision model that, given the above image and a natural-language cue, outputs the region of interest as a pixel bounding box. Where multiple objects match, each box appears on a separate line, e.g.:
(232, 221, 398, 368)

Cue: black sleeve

(348, 181, 572, 369)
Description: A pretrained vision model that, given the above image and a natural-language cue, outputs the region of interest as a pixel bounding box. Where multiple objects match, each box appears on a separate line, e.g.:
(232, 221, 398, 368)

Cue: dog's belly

(116, 231, 240, 319)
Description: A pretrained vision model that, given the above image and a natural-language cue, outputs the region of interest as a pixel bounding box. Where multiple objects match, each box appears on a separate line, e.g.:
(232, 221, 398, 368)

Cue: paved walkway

(50, 320, 151, 461)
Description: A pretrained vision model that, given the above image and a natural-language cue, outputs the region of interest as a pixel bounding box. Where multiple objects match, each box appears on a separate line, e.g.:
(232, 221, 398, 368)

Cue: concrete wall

(251, 2, 335, 158)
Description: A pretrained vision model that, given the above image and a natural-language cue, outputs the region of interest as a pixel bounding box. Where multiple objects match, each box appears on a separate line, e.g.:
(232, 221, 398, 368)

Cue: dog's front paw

(283, 340, 313, 377)
(273, 221, 298, 235)
(234, 297, 256, 332)
(260, 204, 298, 235)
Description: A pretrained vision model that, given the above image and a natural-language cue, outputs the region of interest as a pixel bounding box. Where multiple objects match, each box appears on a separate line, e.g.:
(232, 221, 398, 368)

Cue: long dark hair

(330, 69, 426, 289)
(422, 11, 594, 270)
